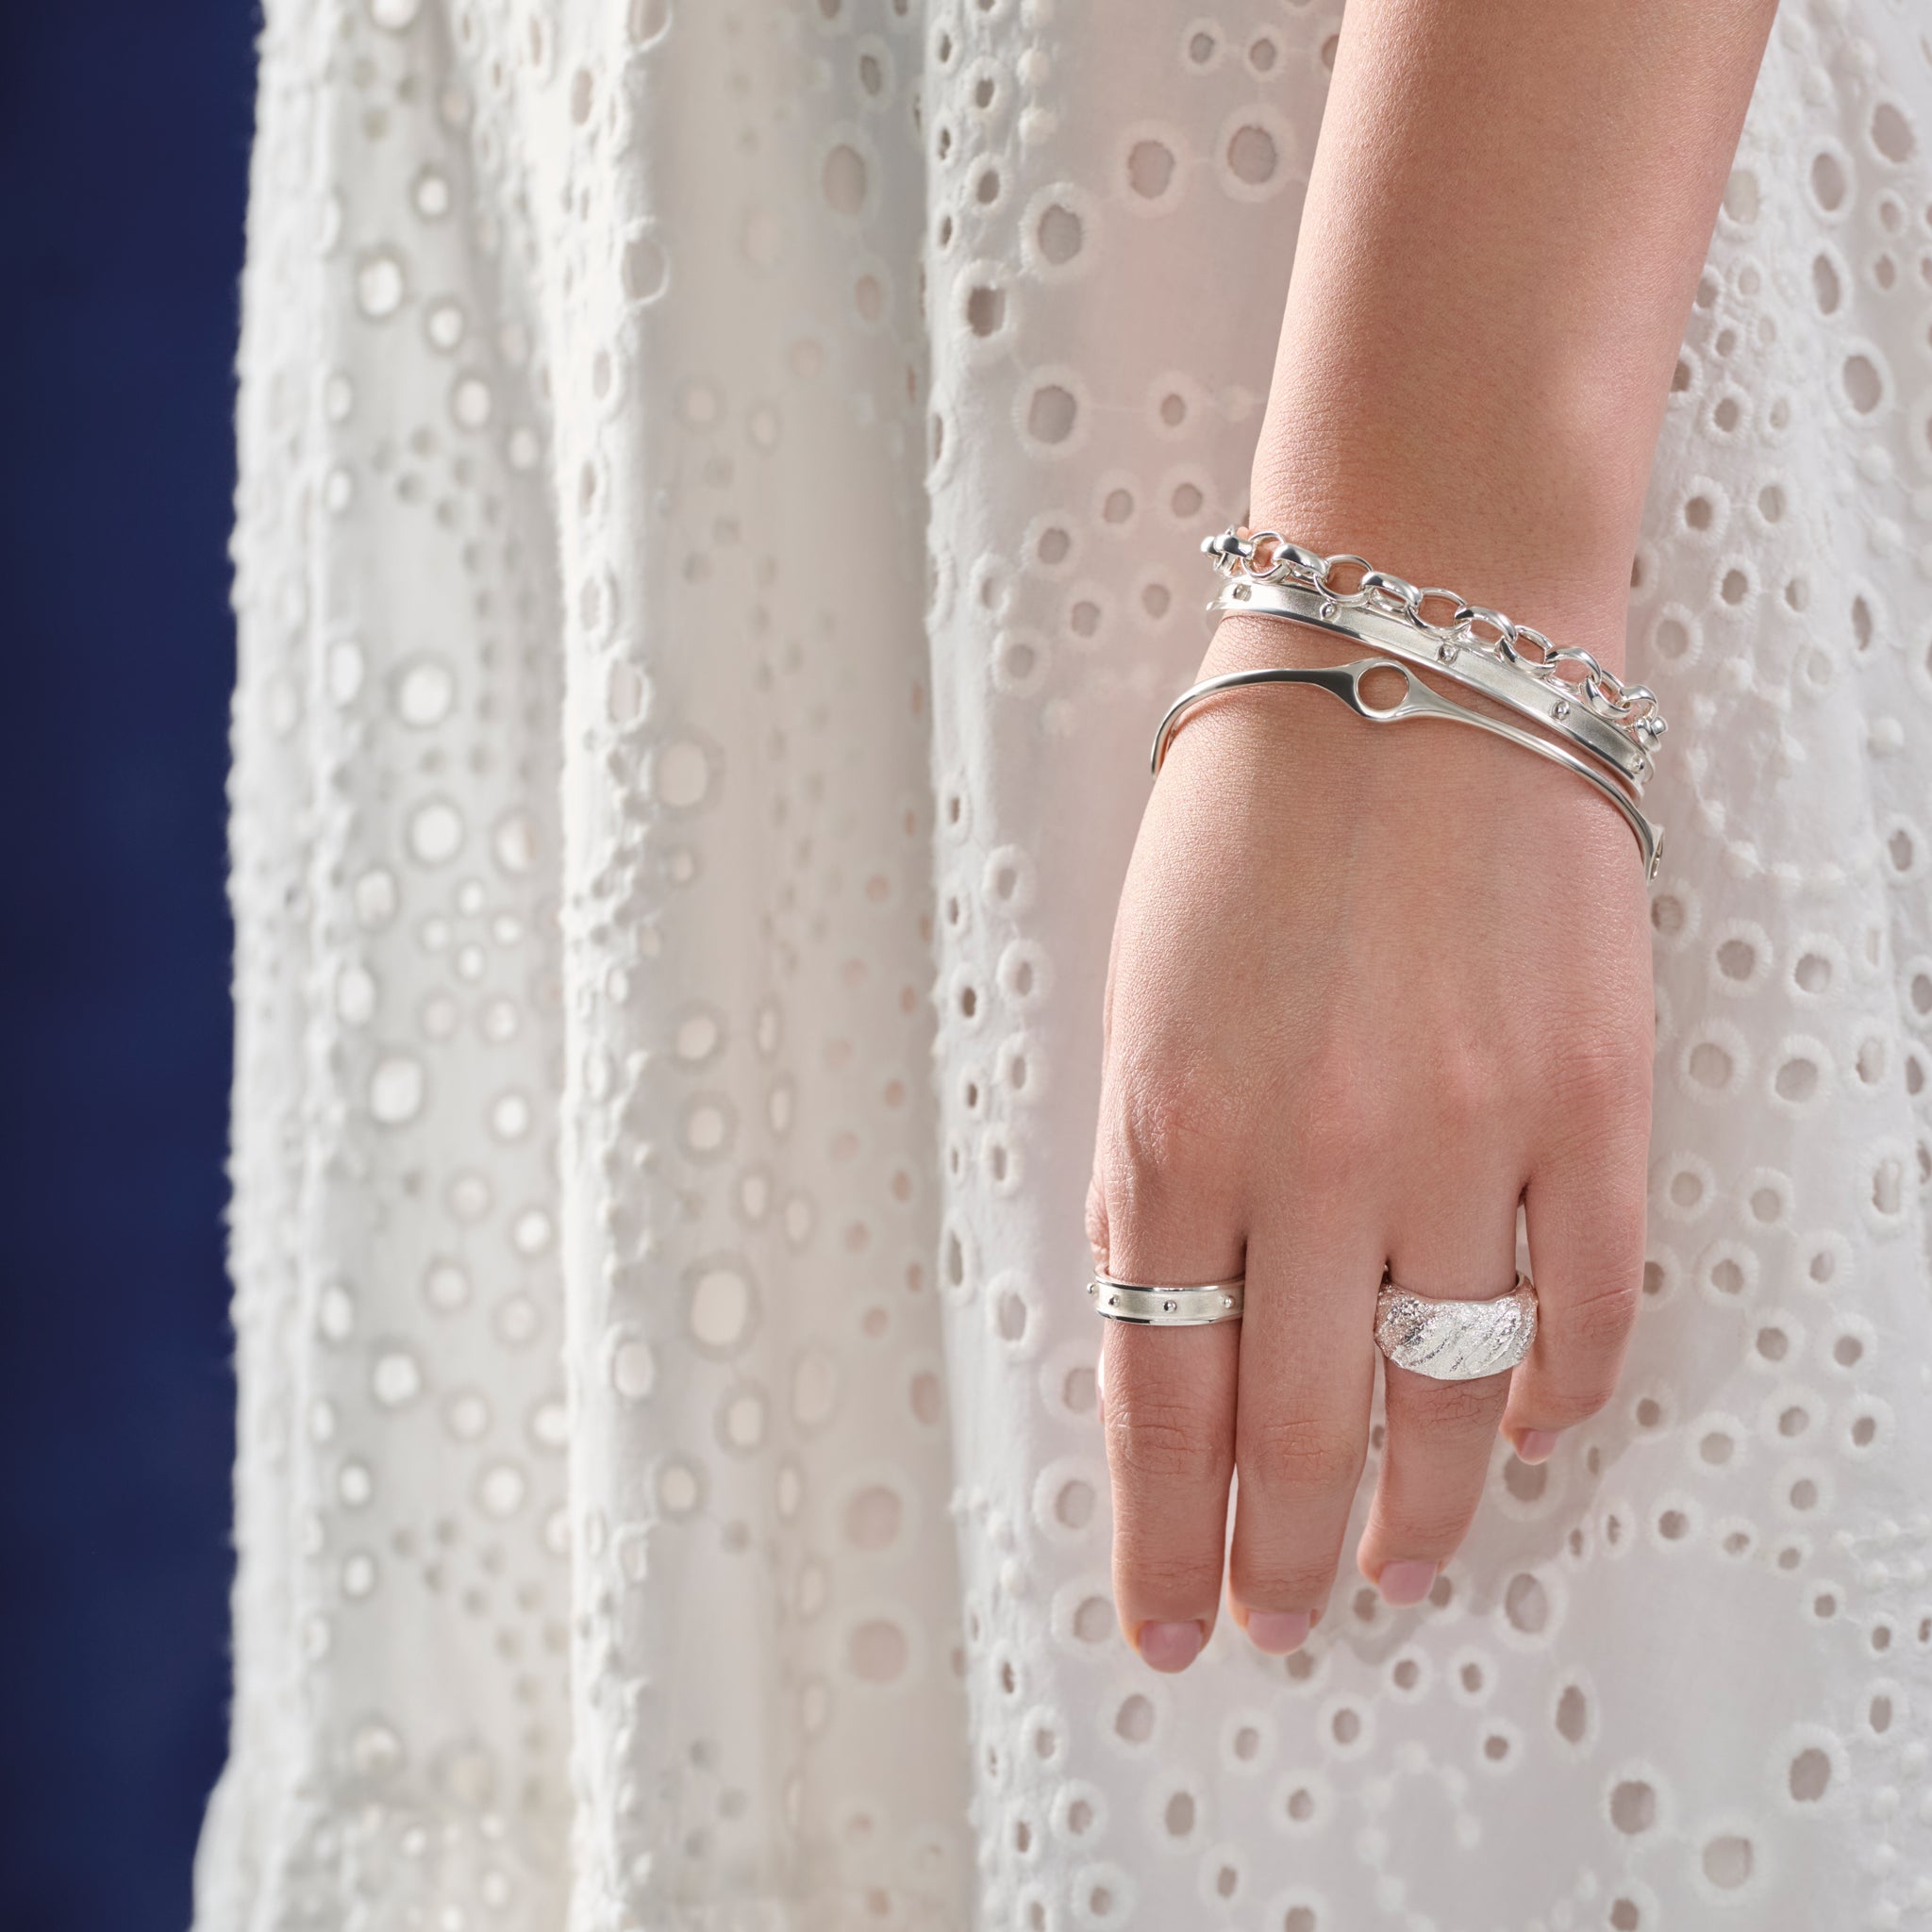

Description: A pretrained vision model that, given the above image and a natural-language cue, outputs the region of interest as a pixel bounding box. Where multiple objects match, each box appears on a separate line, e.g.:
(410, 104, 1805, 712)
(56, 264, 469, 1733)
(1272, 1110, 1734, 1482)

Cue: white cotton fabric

(199, 2, 1932, 1927)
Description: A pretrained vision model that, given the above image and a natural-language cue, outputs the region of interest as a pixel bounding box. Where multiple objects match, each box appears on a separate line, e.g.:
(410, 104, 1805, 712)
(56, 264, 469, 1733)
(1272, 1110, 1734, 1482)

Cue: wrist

(1245, 390, 1646, 677)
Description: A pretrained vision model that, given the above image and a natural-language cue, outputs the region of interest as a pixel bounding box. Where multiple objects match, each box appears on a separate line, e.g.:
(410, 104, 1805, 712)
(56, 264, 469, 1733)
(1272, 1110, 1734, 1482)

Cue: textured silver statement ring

(1088, 1274, 1245, 1326)
(1374, 1273, 1538, 1380)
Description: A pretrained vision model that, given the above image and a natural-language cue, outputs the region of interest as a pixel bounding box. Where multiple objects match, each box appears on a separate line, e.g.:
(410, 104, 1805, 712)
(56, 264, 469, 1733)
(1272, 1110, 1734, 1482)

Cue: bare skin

(1088, 0, 1782, 1671)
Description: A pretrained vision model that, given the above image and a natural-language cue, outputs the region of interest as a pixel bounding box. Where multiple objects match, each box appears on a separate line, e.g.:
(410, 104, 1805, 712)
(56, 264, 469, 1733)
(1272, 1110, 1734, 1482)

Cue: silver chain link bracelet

(1161, 527, 1670, 880)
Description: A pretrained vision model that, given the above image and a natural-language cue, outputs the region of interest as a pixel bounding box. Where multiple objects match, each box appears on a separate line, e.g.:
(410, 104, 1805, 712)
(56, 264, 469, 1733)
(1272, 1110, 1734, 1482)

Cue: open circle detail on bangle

(1088, 1274, 1245, 1326)
(1374, 1271, 1539, 1381)
(1153, 655, 1663, 880)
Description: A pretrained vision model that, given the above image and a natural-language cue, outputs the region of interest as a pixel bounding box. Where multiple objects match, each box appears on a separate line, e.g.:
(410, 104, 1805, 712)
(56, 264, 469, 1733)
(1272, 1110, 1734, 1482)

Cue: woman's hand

(1084, 0, 1778, 1673)
(1086, 606, 1654, 1669)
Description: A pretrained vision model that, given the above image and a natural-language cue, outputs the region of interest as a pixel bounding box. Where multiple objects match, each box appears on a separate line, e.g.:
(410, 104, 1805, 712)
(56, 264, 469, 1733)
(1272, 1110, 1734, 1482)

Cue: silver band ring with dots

(1088, 1274, 1245, 1326)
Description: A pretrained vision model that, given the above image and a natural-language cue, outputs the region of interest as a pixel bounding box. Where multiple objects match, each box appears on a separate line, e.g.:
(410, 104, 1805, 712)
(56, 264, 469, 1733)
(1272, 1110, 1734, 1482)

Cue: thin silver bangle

(1208, 576, 1654, 793)
(1151, 656, 1664, 880)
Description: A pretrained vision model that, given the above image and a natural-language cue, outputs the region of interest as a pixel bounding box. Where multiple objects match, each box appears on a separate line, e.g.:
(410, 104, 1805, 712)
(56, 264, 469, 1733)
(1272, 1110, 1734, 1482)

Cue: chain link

(1204, 528, 1667, 748)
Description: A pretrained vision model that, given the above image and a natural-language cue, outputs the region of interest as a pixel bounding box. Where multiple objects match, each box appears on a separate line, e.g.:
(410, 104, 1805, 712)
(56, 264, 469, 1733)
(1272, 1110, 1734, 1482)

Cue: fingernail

(1137, 1620, 1206, 1673)
(1244, 1610, 1311, 1656)
(1513, 1429, 1560, 1464)
(1376, 1560, 1438, 1608)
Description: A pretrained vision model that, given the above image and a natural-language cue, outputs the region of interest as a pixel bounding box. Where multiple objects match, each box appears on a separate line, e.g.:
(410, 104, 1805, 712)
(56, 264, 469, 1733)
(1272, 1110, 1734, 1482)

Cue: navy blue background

(0, 5, 253, 1925)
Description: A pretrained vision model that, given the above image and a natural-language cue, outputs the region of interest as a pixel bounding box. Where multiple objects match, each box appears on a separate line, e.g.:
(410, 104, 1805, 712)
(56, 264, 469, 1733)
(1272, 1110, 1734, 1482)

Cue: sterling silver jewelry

(1374, 1272, 1539, 1381)
(1192, 527, 1670, 876)
(1204, 528, 1666, 760)
(1088, 1273, 1245, 1326)
(1152, 657, 1664, 879)
(1207, 575, 1653, 792)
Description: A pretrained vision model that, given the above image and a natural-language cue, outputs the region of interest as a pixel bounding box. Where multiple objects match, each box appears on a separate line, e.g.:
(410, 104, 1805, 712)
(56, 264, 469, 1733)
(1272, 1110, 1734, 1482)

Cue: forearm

(1246, 0, 1780, 668)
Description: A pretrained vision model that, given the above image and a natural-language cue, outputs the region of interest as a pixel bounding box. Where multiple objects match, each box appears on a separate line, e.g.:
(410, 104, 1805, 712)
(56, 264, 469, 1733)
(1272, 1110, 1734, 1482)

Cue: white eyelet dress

(198, 3, 1932, 1928)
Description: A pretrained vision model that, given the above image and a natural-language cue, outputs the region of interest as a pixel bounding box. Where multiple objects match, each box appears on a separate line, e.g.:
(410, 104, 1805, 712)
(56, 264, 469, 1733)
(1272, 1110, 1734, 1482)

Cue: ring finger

(1355, 1185, 1525, 1603)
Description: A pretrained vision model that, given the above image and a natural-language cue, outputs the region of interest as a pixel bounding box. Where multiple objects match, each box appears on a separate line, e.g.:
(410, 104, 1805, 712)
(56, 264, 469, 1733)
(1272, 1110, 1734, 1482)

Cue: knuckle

(1099, 1057, 1243, 1231)
(1112, 1541, 1223, 1607)
(1236, 1411, 1362, 1499)
(1557, 1274, 1642, 1360)
(1084, 1172, 1109, 1267)
(1521, 1208, 1646, 1432)
(1583, 1268, 1642, 1329)
(1106, 1390, 1231, 1490)
(1551, 1041, 1651, 1140)
(1407, 1377, 1504, 1436)
(1375, 1497, 1475, 1557)
(1524, 1300, 1636, 1425)
(1429, 1033, 1504, 1135)
(1285, 1043, 1385, 1182)
(1232, 1550, 1339, 1610)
